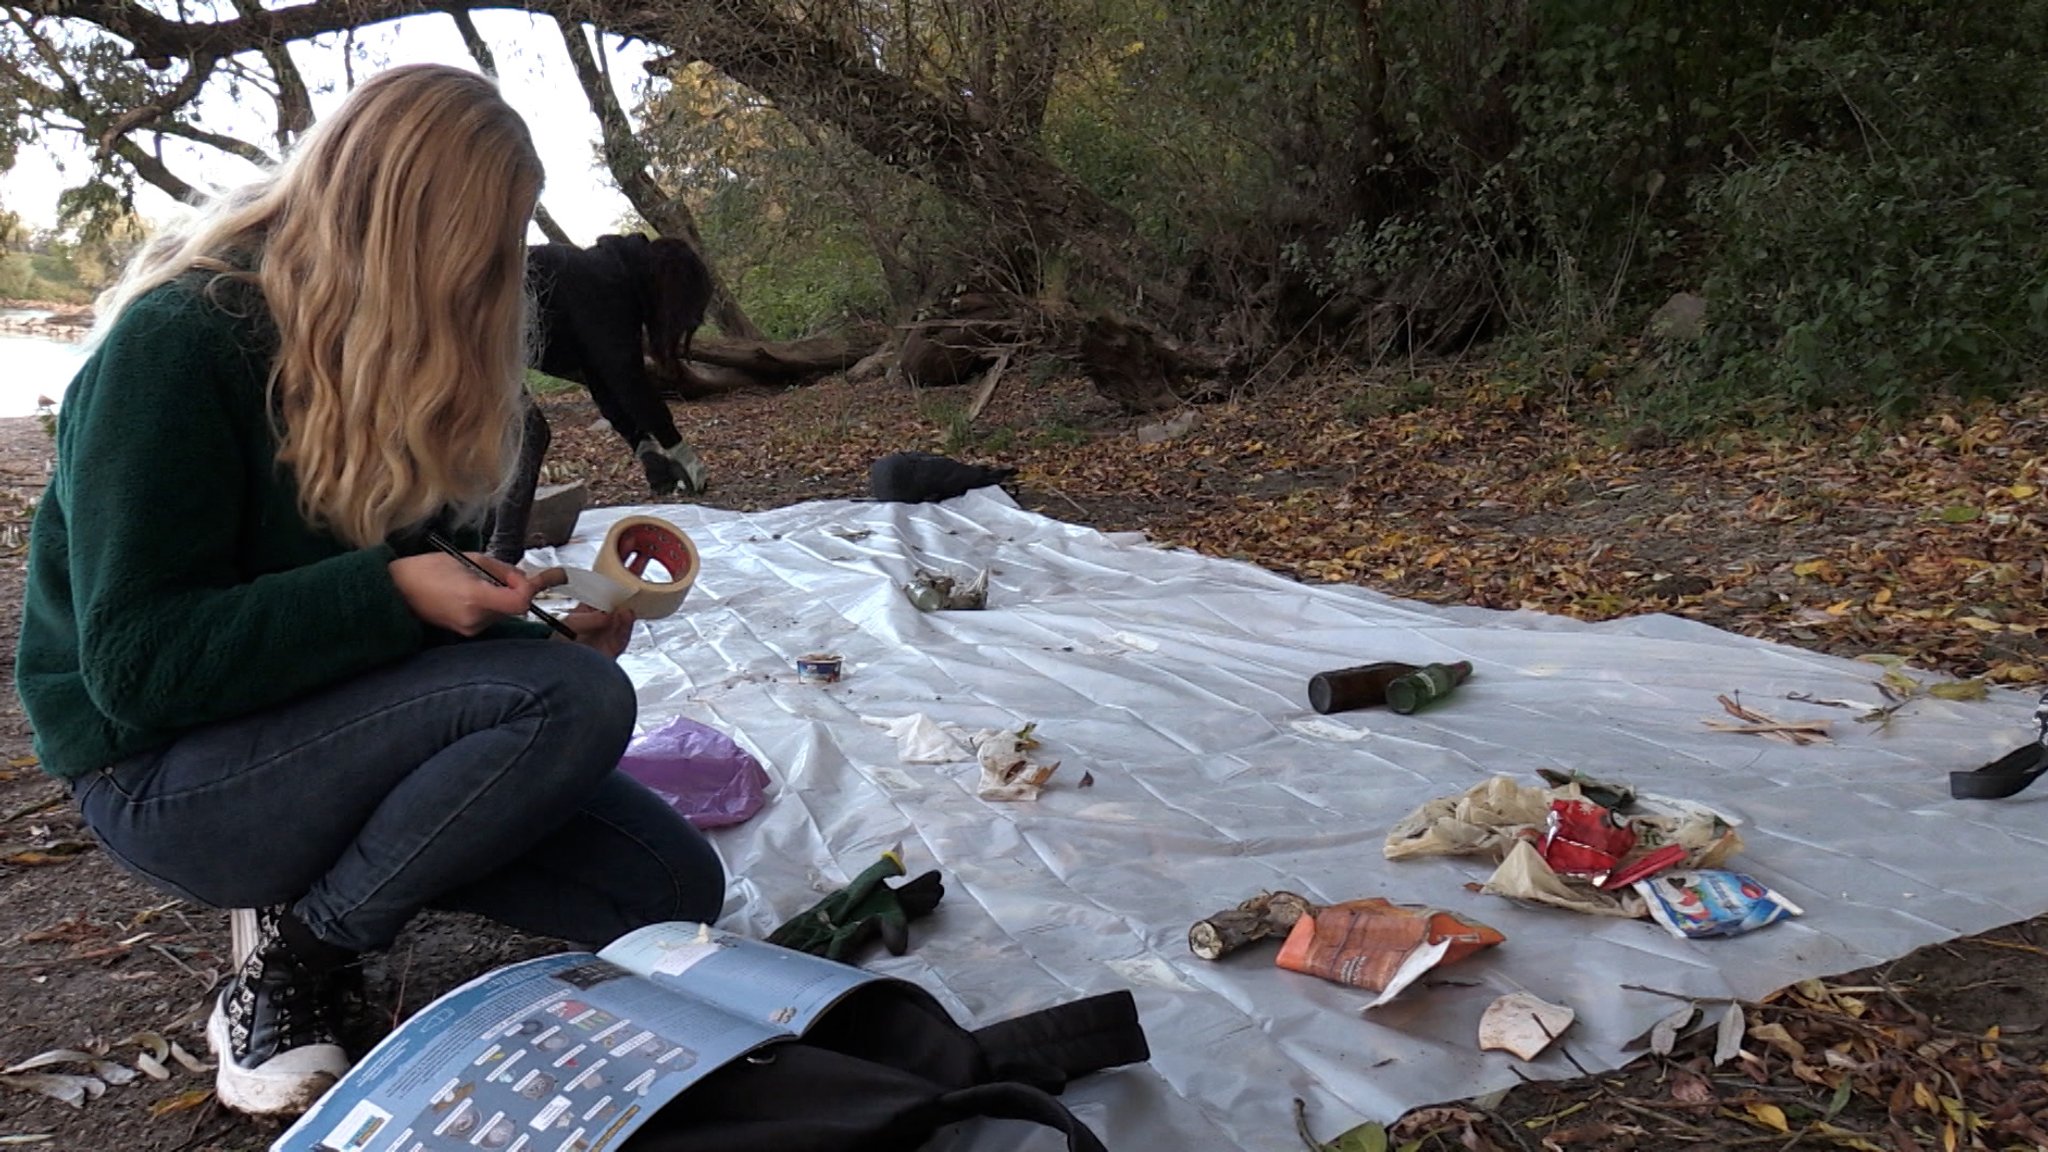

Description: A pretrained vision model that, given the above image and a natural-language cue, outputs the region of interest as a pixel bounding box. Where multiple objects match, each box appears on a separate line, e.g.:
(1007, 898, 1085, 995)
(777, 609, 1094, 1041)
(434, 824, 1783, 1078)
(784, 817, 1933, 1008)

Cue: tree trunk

(553, 17, 763, 340)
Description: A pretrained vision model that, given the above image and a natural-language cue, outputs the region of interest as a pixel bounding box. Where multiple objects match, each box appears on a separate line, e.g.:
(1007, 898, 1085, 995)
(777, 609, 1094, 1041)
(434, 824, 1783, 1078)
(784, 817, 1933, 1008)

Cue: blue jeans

(73, 640, 726, 952)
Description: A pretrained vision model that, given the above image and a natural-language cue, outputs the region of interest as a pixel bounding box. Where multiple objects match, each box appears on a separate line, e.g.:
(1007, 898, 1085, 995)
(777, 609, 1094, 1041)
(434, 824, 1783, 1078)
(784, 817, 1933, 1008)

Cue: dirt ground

(1, 366, 2044, 1151)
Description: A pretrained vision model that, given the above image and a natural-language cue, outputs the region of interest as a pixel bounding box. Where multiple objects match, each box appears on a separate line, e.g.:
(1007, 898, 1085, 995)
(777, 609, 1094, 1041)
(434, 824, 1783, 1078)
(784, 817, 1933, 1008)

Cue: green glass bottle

(1384, 661, 1474, 715)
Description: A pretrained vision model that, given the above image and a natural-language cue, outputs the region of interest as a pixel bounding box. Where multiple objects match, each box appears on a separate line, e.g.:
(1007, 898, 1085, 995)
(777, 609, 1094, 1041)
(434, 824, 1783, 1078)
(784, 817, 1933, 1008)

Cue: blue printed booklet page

(270, 922, 885, 1152)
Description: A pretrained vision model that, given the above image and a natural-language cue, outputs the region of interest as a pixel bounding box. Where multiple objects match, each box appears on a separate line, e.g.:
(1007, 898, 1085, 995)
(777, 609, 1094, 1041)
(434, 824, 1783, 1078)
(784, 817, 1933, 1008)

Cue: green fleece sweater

(15, 275, 547, 779)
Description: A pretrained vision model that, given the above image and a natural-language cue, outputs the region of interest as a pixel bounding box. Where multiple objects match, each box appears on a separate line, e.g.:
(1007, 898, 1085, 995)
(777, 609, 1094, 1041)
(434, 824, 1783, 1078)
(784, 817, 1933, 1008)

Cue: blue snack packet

(1634, 869, 1804, 939)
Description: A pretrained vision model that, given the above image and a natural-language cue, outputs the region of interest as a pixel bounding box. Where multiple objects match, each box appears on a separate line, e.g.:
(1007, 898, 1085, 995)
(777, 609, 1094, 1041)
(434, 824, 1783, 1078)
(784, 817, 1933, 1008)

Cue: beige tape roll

(589, 514, 699, 620)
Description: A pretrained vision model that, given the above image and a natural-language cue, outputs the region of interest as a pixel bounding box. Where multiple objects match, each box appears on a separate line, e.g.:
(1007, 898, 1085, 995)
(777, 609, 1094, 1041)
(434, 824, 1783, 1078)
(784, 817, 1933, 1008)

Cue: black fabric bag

(1950, 689, 2048, 800)
(620, 982, 1149, 1152)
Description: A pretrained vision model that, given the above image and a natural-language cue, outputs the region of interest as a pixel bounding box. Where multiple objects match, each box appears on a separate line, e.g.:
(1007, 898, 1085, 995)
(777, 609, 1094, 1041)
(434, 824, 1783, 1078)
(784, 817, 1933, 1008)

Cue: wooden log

(1188, 891, 1320, 960)
(658, 362, 778, 398)
(687, 331, 885, 378)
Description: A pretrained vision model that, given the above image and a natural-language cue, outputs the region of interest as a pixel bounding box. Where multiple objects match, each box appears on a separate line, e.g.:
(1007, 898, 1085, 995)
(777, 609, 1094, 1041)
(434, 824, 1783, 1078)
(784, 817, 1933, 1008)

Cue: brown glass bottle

(1307, 661, 1420, 714)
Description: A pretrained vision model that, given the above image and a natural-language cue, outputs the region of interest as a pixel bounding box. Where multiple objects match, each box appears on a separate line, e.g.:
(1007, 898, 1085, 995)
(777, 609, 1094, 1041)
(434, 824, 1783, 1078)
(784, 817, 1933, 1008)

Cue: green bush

(726, 227, 892, 341)
(0, 252, 34, 299)
(1677, 13, 2048, 424)
(644, 0, 2048, 429)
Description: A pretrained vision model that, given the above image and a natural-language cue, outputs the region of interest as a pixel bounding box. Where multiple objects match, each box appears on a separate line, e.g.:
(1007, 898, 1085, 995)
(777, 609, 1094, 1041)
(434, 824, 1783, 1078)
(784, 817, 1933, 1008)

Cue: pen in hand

(423, 531, 580, 641)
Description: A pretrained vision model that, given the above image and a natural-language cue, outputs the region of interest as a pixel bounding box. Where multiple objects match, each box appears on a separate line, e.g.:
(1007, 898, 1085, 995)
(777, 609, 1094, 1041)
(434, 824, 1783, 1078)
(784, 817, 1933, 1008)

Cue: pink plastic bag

(617, 716, 771, 829)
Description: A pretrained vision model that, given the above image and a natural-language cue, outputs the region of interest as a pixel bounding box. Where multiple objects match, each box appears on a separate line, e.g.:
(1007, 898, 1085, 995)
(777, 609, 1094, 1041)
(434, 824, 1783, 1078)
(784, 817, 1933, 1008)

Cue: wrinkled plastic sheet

(531, 491, 2044, 1150)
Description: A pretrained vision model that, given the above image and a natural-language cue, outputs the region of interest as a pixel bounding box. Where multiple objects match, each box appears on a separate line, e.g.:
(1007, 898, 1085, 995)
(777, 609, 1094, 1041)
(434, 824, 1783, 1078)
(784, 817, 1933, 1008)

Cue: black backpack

(620, 983, 1149, 1152)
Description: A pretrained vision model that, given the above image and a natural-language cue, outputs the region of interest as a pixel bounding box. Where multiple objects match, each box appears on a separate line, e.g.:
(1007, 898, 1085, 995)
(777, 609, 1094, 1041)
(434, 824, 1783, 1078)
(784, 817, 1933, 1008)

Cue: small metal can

(796, 653, 844, 683)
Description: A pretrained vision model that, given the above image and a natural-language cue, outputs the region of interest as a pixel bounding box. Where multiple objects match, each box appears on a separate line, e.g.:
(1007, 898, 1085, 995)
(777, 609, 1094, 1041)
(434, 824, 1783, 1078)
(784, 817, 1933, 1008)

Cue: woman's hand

(389, 551, 541, 635)
(558, 606, 636, 659)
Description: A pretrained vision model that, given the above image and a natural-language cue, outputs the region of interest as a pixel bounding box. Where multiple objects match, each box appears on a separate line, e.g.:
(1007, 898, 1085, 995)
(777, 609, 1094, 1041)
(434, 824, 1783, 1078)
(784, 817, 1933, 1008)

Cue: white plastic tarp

(532, 491, 2044, 1151)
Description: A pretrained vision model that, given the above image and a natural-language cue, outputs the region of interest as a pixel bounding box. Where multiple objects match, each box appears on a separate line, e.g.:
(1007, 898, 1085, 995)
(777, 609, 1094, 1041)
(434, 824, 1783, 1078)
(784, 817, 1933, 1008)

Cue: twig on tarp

(1708, 695, 1832, 745)
(1701, 720, 1835, 737)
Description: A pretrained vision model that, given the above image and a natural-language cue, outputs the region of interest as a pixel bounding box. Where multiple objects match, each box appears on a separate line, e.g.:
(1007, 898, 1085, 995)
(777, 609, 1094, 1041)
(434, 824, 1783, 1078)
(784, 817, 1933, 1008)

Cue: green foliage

(0, 244, 92, 304)
(912, 392, 976, 453)
(12, 0, 2031, 434)
(29, 250, 78, 286)
(524, 369, 579, 397)
(1674, 10, 2048, 427)
(641, 62, 977, 332)
(1034, 421, 1090, 449)
(722, 222, 892, 341)
(1267, 0, 2048, 429)
(0, 252, 35, 299)
(2, 208, 147, 304)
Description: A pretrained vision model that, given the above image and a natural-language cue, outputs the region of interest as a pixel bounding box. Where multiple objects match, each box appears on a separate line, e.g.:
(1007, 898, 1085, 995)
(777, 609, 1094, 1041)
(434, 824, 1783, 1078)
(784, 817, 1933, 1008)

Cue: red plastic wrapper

(618, 716, 772, 829)
(1538, 799, 1636, 877)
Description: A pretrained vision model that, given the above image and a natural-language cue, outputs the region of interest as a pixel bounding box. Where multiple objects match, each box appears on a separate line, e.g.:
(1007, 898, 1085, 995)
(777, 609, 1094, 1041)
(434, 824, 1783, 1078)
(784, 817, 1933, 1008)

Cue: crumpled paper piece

(1384, 776, 1557, 860)
(1385, 775, 1742, 867)
(861, 715, 1063, 801)
(861, 713, 983, 763)
(1481, 840, 1645, 917)
(1630, 794, 1745, 869)
(975, 726, 1060, 801)
(1479, 992, 1576, 1060)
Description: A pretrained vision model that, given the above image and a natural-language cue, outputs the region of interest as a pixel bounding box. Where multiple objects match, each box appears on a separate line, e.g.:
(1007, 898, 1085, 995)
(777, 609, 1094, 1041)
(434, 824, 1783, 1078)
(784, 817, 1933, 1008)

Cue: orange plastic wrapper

(1275, 898, 1504, 1009)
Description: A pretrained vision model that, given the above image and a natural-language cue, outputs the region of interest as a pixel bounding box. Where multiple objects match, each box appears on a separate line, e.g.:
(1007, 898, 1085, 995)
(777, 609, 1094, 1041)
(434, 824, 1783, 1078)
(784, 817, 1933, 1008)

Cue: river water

(0, 312, 87, 418)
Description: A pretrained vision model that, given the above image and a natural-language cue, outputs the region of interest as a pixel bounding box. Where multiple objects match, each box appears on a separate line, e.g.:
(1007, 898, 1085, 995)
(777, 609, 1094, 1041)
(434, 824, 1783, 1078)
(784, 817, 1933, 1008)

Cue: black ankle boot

(208, 906, 354, 1115)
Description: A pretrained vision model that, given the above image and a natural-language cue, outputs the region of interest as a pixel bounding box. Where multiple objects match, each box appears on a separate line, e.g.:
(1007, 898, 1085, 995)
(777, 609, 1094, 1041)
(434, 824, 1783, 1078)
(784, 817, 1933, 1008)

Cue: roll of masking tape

(566, 514, 699, 620)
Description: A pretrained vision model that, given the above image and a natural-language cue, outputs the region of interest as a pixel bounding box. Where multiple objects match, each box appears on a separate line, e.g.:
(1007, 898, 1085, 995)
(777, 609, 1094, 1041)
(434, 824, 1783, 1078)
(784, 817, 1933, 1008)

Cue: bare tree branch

(95, 52, 216, 158)
(229, 0, 314, 146)
(28, 0, 1182, 316)
(218, 56, 283, 104)
(448, 8, 499, 76)
(23, 0, 443, 64)
(532, 204, 573, 245)
(153, 121, 277, 168)
(2, 13, 206, 206)
(111, 135, 199, 203)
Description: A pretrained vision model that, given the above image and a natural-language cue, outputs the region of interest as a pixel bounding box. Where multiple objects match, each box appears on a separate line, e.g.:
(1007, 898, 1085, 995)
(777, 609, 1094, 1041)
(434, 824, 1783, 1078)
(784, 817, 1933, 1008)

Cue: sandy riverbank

(0, 300, 92, 341)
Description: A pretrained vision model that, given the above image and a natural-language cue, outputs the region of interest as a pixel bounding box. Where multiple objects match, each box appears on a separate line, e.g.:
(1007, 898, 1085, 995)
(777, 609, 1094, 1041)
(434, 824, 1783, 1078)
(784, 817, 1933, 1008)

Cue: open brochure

(273, 922, 891, 1152)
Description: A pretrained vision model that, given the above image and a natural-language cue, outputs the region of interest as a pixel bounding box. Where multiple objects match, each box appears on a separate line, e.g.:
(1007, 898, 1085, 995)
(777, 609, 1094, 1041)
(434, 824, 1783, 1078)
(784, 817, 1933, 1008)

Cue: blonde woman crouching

(13, 65, 724, 1116)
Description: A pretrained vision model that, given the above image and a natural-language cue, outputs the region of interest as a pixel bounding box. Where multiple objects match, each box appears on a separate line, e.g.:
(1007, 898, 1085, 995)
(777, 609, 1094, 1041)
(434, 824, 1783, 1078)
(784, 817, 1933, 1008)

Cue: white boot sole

(206, 996, 350, 1117)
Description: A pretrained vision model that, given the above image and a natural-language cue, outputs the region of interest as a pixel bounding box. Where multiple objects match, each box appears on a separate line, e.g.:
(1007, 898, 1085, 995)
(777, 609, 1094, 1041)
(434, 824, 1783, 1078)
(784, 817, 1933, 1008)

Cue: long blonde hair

(94, 64, 543, 549)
